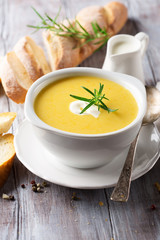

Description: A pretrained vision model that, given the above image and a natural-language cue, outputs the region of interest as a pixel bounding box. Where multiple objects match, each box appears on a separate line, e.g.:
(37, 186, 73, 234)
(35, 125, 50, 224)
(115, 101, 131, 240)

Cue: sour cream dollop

(69, 100, 100, 118)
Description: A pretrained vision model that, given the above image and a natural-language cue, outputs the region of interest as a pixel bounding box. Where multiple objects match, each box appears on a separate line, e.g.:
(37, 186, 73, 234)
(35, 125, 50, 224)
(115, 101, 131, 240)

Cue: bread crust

(0, 134, 15, 188)
(14, 37, 43, 82)
(0, 56, 3, 83)
(43, 31, 80, 70)
(43, 2, 128, 70)
(104, 1, 128, 36)
(0, 55, 27, 103)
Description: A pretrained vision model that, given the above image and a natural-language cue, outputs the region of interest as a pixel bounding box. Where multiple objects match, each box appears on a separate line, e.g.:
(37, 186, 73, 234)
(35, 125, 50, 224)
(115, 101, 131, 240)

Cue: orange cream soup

(34, 76, 138, 134)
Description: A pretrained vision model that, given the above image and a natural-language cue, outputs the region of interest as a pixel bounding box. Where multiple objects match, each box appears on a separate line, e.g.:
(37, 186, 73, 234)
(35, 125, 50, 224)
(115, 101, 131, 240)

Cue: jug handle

(135, 32, 149, 56)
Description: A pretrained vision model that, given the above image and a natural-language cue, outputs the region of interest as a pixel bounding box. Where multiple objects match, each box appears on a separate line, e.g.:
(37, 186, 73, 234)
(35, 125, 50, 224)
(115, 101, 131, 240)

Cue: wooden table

(0, 0, 160, 239)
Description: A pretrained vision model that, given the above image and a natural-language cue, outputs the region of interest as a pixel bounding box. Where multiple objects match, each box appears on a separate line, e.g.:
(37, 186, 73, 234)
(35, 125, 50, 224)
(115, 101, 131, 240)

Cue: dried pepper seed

(21, 184, 26, 189)
(71, 192, 80, 201)
(37, 187, 41, 192)
(32, 186, 37, 192)
(31, 180, 36, 185)
(99, 201, 104, 206)
(151, 204, 156, 210)
(31, 181, 49, 193)
(42, 181, 49, 187)
(155, 182, 160, 192)
(9, 195, 15, 201)
(32, 183, 37, 188)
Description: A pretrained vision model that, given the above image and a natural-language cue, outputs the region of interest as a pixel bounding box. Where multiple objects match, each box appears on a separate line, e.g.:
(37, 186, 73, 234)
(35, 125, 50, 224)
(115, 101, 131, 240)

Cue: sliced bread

(0, 51, 33, 103)
(0, 112, 17, 134)
(0, 134, 16, 188)
(14, 36, 50, 81)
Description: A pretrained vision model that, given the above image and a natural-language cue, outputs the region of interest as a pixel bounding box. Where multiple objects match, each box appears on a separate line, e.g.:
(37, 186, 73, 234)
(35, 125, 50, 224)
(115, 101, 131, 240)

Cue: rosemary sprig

(70, 83, 118, 114)
(28, 7, 109, 48)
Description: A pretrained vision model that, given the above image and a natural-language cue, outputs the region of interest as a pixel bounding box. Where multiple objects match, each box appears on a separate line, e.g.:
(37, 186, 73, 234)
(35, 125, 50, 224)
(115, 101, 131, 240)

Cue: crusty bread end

(14, 36, 51, 81)
(104, 2, 128, 36)
(0, 54, 27, 103)
(0, 134, 15, 188)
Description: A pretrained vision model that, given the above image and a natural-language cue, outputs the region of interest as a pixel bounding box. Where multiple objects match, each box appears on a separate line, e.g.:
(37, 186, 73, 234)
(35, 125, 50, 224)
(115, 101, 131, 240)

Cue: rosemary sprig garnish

(70, 83, 118, 114)
(28, 7, 109, 48)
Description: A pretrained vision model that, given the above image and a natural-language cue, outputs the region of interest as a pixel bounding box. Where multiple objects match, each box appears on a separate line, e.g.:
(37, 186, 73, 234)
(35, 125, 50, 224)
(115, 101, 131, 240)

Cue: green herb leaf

(81, 86, 94, 96)
(69, 94, 91, 103)
(80, 100, 95, 114)
(70, 83, 118, 114)
(28, 8, 109, 49)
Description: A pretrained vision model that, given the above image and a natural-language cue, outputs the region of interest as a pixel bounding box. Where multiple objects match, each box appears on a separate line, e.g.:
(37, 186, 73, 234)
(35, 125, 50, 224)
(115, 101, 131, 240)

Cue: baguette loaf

(43, 1, 127, 70)
(0, 2, 127, 104)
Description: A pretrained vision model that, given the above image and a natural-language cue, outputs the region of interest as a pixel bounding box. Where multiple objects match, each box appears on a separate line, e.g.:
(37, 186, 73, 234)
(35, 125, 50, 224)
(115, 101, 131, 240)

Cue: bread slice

(0, 51, 33, 103)
(0, 56, 3, 83)
(0, 112, 16, 134)
(14, 36, 50, 81)
(0, 134, 15, 188)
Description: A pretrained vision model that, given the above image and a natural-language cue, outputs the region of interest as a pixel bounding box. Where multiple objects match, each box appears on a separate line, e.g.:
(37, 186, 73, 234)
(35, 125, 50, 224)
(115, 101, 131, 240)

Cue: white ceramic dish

(14, 120, 160, 189)
(103, 32, 149, 83)
(24, 67, 147, 169)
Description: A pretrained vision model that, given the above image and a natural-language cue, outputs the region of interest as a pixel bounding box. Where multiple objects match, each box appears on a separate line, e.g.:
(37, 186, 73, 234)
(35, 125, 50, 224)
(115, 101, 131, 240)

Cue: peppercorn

(32, 186, 37, 192)
(37, 187, 41, 192)
(42, 181, 49, 187)
(9, 195, 15, 201)
(31, 180, 36, 185)
(151, 204, 156, 210)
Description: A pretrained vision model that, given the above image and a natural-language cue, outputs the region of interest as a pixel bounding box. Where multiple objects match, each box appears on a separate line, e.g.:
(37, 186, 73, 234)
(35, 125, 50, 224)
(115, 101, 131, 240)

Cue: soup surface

(34, 76, 138, 134)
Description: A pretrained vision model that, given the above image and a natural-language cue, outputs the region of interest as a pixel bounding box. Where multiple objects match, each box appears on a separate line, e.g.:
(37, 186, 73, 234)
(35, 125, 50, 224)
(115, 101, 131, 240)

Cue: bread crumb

(155, 182, 160, 192)
(99, 201, 104, 206)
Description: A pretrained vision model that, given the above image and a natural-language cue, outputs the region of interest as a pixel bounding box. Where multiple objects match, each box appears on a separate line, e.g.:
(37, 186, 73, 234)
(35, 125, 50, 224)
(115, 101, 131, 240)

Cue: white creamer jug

(102, 32, 149, 83)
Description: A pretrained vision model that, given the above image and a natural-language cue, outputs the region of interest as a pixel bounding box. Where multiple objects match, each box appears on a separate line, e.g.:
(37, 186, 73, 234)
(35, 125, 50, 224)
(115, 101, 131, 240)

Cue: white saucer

(14, 120, 160, 189)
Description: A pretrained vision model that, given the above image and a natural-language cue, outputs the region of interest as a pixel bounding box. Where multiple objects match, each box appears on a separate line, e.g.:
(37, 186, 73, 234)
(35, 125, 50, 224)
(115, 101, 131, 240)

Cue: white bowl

(24, 67, 147, 169)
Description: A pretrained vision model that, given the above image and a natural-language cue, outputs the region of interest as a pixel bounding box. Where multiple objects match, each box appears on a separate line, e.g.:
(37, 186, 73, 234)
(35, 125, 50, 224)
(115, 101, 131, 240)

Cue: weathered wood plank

(0, 0, 114, 240)
(0, 0, 160, 240)
(128, 0, 160, 85)
(104, 0, 160, 239)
